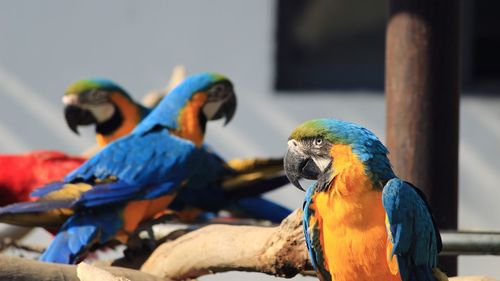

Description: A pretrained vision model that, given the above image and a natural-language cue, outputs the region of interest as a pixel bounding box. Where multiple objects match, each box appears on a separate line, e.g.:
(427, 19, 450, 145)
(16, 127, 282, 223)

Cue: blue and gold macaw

(0, 73, 237, 264)
(284, 119, 444, 281)
(62, 78, 290, 223)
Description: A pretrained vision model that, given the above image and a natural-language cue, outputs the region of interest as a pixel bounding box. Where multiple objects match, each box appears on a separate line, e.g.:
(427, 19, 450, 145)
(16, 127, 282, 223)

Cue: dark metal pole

(385, 0, 461, 275)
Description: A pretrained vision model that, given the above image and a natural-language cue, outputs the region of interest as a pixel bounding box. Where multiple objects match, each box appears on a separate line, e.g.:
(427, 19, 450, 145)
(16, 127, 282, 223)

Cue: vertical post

(386, 0, 461, 275)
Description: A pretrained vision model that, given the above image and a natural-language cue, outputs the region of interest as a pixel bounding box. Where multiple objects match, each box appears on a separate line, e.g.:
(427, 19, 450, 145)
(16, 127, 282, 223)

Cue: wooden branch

(0, 255, 164, 281)
(77, 262, 132, 281)
(0, 237, 45, 253)
(141, 209, 312, 280)
(0, 224, 32, 250)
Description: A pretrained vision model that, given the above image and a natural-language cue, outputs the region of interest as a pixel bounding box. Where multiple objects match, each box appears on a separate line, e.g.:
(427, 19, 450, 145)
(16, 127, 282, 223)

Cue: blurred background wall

(0, 0, 499, 279)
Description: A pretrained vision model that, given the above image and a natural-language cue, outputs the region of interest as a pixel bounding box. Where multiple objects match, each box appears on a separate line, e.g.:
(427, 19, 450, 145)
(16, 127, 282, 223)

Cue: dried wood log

(0, 255, 164, 281)
(141, 209, 312, 279)
(77, 262, 131, 281)
(0, 224, 32, 251)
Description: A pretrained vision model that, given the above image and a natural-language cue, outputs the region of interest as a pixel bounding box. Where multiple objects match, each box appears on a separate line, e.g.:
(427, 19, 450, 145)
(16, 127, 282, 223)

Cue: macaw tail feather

(227, 157, 284, 174)
(223, 157, 289, 197)
(39, 223, 99, 264)
(40, 209, 123, 264)
(432, 268, 449, 281)
(0, 200, 73, 227)
(231, 197, 291, 223)
(413, 266, 439, 281)
(398, 260, 440, 281)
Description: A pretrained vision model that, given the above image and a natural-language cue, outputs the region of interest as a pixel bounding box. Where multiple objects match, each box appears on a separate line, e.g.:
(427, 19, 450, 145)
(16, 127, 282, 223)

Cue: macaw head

(135, 72, 236, 146)
(62, 78, 142, 135)
(284, 119, 395, 192)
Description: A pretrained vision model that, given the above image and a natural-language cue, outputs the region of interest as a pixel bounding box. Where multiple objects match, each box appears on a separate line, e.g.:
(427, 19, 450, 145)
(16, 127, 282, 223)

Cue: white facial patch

(313, 157, 331, 172)
(288, 139, 300, 149)
(202, 100, 223, 120)
(82, 103, 115, 123)
(62, 95, 78, 105)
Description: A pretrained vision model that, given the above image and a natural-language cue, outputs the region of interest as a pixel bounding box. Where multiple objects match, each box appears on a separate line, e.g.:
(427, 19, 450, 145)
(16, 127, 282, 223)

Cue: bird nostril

(287, 139, 299, 149)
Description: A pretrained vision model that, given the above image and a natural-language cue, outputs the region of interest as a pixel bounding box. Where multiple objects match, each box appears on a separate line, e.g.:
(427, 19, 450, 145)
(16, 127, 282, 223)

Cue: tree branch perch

(0, 255, 164, 281)
(141, 209, 312, 280)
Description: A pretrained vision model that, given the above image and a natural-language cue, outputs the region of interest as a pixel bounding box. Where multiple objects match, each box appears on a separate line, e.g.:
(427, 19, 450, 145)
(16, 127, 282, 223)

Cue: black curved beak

(212, 89, 237, 126)
(64, 105, 97, 135)
(284, 144, 321, 191)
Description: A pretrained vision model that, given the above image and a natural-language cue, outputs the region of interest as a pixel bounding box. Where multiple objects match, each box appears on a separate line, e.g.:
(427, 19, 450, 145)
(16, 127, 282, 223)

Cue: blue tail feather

(39, 208, 123, 264)
(397, 256, 439, 281)
(39, 224, 98, 264)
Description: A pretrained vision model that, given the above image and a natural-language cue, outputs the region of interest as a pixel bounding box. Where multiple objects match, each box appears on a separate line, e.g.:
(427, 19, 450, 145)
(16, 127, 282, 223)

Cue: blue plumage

(65, 131, 199, 207)
(39, 206, 123, 263)
(134, 73, 225, 134)
(303, 183, 331, 281)
(382, 179, 440, 281)
(171, 145, 291, 223)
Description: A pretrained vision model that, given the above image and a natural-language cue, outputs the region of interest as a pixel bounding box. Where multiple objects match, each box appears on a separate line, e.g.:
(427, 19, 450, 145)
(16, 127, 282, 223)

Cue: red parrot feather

(0, 150, 85, 206)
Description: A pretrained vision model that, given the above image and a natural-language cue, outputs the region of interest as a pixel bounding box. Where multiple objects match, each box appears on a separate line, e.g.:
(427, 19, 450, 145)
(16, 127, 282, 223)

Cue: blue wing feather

(30, 182, 67, 198)
(382, 178, 440, 281)
(172, 145, 290, 222)
(303, 184, 331, 281)
(65, 129, 195, 184)
(39, 207, 123, 264)
(46, 129, 200, 207)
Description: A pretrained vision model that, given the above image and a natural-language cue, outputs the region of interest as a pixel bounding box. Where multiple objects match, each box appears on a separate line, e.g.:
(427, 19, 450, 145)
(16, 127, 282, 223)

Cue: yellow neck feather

(329, 144, 373, 197)
(172, 92, 207, 147)
(95, 92, 142, 147)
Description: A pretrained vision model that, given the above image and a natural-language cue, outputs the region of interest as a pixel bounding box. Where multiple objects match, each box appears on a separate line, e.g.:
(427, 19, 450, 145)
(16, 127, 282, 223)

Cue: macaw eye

(314, 138, 323, 146)
(207, 83, 229, 101)
(85, 90, 108, 103)
(209, 84, 225, 94)
(90, 90, 106, 99)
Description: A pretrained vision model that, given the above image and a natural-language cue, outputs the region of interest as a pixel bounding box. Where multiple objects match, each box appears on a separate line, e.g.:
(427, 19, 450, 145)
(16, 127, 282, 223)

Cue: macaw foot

(152, 209, 177, 220)
(124, 211, 179, 255)
(123, 235, 156, 262)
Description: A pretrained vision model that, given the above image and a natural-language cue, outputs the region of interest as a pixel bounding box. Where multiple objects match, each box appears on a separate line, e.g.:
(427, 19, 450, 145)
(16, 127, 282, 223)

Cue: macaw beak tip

(291, 178, 305, 191)
(69, 126, 80, 135)
(206, 89, 236, 126)
(222, 92, 236, 126)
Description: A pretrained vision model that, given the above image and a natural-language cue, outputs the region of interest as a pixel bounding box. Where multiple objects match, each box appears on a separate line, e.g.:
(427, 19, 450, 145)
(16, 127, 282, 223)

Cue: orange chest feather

(115, 194, 175, 243)
(312, 191, 400, 281)
(309, 145, 401, 281)
(96, 93, 142, 147)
